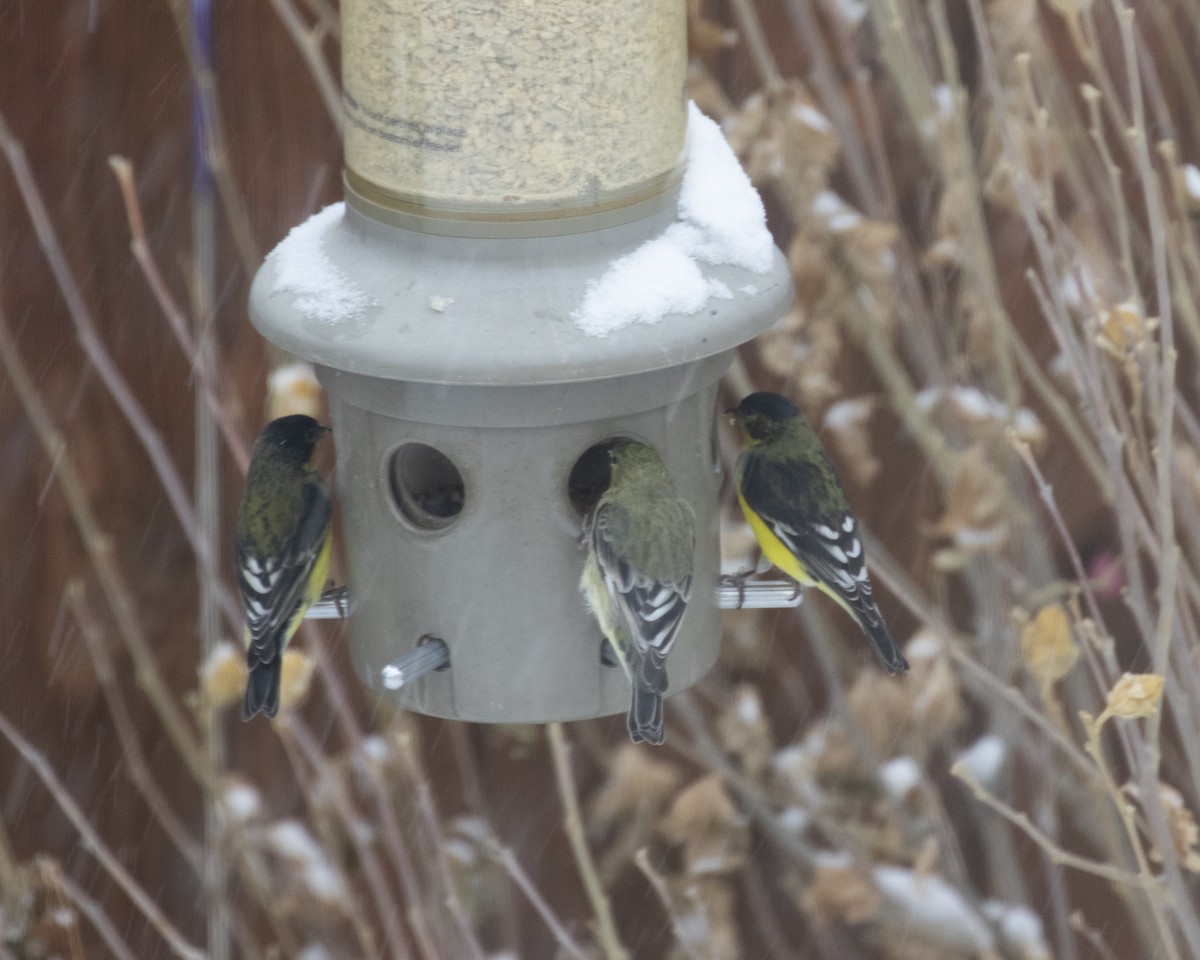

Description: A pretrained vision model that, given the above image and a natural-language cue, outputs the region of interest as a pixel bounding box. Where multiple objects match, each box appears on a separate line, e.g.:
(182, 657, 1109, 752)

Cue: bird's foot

(318, 583, 348, 617)
(719, 570, 754, 609)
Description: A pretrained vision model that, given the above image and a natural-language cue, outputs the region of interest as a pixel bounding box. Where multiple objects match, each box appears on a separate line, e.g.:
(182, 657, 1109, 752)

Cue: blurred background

(3, 0, 1200, 957)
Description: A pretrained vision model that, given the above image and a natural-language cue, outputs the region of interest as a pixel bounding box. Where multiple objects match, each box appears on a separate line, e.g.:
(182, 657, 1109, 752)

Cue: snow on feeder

(248, 0, 793, 722)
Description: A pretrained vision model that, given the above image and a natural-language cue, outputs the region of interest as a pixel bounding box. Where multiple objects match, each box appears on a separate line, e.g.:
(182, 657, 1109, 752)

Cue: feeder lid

(249, 106, 793, 386)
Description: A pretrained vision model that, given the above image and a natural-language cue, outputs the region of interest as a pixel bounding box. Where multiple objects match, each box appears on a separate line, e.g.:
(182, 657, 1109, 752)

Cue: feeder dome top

(249, 105, 793, 388)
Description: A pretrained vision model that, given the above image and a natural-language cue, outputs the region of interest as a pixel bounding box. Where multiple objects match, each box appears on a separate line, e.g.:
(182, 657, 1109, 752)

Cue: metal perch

(307, 578, 803, 620)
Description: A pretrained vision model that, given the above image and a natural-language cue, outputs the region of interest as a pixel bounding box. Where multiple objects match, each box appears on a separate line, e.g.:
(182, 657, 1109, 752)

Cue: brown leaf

(773, 723, 857, 800)
(278, 648, 316, 712)
(846, 629, 966, 761)
(787, 235, 833, 308)
(687, 0, 737, 58)
(199, 640, 247, 711)
(980, 106, 1065, 213)
(1104, 673, 1164, 720)
(590, 744, 683, 826)
(660, 775, 740, 840)
(925, 180, 975, 269)
(681, 877, 742, 960)
(1162, 785, 1200, 873)
(823, 397, 880, 489)
(268, 362, 323, 420)
(1125, 782, 1200, 873)
(986, 0, 1038, 61)
(716, 684, 773, 778)
(915, 385, 1045, 449)
(1096, 300, 1156, 361)
(1019, 603, 1078, 686)
(722, 91, 768, 159)
(660, 775, 747, 875)
(930, 445, 1007, 569)
(799, 856, 882, 928)
(686, 60, 735, 121)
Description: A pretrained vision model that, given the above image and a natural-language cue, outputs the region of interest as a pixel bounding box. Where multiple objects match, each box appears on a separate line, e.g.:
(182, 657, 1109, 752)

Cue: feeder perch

(249, 0, 794, 723)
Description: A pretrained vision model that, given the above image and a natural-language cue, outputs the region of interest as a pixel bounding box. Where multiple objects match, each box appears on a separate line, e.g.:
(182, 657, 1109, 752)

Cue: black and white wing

(589, 500, 693, 665)
(741, 453, 908, 674)
(236, 479, 333, 669)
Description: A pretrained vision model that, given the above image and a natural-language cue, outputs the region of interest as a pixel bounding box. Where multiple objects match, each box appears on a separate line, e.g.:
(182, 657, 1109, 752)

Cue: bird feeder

(248, 0, 793, 723)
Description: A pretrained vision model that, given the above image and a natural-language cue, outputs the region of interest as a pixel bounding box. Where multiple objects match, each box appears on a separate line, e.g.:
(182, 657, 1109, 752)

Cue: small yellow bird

(580, 439, 695, 745)
(728, 392, 908, 675)
(235, 415, 333, 718)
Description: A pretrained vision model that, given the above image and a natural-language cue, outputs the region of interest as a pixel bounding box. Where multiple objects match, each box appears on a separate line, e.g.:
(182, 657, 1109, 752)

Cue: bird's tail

(627, 652, 668, 746)
(859, 611, 909, 675)
(243, 658, 281, 720)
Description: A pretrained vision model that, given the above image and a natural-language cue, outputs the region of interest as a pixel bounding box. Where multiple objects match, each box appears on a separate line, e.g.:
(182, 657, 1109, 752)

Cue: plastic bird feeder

(248, 0, 793, 722)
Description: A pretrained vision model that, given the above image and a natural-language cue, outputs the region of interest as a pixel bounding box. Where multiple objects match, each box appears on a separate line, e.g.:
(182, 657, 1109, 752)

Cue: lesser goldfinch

(728, 392, 908, 675)
(235, 414, 333, 719)
(580, 439, 695, 745)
